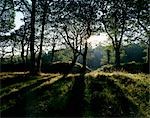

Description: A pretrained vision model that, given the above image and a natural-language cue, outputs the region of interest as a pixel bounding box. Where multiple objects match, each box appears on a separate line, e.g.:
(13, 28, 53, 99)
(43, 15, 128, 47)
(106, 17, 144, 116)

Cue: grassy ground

(0, 71, 149, 117)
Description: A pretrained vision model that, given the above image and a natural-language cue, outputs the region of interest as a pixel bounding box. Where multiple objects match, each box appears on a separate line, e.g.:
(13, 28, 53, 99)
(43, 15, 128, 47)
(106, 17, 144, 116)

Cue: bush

(42, 61, 91, 73)
(1, 63, 29, 72)
(100, 63, 148, 73)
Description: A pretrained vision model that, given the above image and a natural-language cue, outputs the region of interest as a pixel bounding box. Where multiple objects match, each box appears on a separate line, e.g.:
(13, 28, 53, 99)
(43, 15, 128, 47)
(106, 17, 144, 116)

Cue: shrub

(100, 63, 148, 73)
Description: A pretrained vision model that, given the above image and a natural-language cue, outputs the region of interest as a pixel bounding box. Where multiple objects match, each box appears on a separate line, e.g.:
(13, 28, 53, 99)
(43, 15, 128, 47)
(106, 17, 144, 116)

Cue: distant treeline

(1, 43, 148, 73)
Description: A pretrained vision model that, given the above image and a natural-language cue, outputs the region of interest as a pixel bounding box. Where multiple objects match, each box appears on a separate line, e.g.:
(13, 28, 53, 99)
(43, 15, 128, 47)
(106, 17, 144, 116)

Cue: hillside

(0, 71, 150, 117)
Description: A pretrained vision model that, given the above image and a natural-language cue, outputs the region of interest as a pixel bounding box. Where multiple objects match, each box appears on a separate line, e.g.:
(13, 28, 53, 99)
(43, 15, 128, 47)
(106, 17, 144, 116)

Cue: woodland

(0, 0, 150, 117)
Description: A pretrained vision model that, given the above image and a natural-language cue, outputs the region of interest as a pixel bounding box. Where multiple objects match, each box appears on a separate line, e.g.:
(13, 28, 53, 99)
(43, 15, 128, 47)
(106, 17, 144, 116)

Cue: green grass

(85, 71, 150, 117)
(0, 71, 149, 117)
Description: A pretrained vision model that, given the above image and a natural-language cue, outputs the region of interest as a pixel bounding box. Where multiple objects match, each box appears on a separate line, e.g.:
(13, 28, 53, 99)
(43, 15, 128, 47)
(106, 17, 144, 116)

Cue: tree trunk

(21, 23, 27, 64)
(1, 48, 5, 64)
(11, 41, 15, 63)
(107, 49, 110, 64)
(66, 53, 78, 75)
(71, 54, 78, 68)
(29, 0, 36, 75)
(81, 41, 88, 73)
(115, 47, 120, 67)
(37, 0, 47, 73)
(148, 39, 150, 74)
(51, 44, 55, 63)
(26, 40, 29, 63)
(21, 38, 25, 64)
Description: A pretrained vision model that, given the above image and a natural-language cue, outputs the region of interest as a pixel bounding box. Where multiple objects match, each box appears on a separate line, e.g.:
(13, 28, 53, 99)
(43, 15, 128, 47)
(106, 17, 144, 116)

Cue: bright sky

(88, 34, 109, 47)
(14, 12, 24, 30)
(15, 12, 109, 47)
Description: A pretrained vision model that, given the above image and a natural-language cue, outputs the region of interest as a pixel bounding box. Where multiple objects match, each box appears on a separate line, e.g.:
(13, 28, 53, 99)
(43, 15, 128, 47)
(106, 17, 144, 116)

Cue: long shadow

(1, 73, 56, 89)
(1, 74, 30, 88)
(64, 73, 85, 117)
(90, 75, 140, 117)
(1, 75, 59, 117)
(37, 73, 86, 117)
(1, 73, 86, 117)
(1, 75, 57, 102)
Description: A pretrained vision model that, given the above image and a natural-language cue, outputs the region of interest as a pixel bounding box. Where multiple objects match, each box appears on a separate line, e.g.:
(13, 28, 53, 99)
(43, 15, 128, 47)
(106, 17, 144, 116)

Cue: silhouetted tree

(37, 0, 49, 73)
(29, 0, 36, 75)
(101, 0, 128, 67)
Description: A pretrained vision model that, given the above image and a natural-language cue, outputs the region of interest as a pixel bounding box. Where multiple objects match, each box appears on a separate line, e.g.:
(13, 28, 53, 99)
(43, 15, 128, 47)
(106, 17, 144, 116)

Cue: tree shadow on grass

(1, 75, 60, 117)
(40, 73, 86, 117)
(89, 75, 140, 117)
(64, 73, 85, 117)
(1, 73, 86, 117)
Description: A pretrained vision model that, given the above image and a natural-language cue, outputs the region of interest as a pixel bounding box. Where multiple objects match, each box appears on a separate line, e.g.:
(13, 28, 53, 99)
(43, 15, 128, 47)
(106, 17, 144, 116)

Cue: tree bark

(115, 47, 120, 67)
(29, 0, 36, 75)
(37, 0, 48, 73)
(10, 46, 15, 64)
(26, 40, 29, 63)
(148, 39, 150, 74)
(66, 53, 78, 74)
(107, 49, 110, 64)
(51, 44, 55, 63)
(11, 40, 15, 63)
(81, 41, 88, 73)
(21, 38, 25, 64)
(21, 23, 27, 64)
(71, 53, 78, 68)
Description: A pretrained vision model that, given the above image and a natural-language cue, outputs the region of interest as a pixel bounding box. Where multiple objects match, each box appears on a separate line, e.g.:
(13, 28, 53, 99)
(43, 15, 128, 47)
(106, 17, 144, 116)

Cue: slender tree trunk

(148, 39, 150, 74)
(11, 47, 14, 63)
(29, 0, 36, 75)
(107, 49, 110, 64)
(51, 44, 55, 62)
(26, 40, 29, 63)
(11, 41, 15, 63)
(37, 0, 47, 73)
(1, 48, 5, 64)
(115, 47, 120, 67)
(21, 38, 25, 64)
(81, 41, 88, 73)
(21, 23, 27, 64)
(21, 35, 26, 72)
(71, 54, 77, 68)
(65, 53, 78, 75)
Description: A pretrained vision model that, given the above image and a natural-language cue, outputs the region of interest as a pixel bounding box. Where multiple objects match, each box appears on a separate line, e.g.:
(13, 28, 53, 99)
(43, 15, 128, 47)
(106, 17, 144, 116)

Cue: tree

(29, 0, 36, 75)
(14, 0, 32, 64)
(135, 0, 150, 73)
(122, 0, 149, 73)
(58, 0, 99, 73)
(101, 0, 128, 67)
(122, 43, 146, 63)
(59, 22, 84, 72)
(36, 0, 49, 73)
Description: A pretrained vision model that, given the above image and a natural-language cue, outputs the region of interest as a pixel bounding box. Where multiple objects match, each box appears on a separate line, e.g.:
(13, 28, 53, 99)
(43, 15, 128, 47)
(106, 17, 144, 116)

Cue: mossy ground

(0, 71, 149, 117)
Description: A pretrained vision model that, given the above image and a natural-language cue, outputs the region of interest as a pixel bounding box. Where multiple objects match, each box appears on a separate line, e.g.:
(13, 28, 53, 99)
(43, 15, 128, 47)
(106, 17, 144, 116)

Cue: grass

(0, 71, 149, 117)
(85, 70, 150, 117)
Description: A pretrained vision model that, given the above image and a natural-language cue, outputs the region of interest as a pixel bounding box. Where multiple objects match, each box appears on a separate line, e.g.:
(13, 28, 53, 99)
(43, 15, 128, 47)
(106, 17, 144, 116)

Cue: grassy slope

(85, 71, 150, 117)
(0, 72, 149, 117)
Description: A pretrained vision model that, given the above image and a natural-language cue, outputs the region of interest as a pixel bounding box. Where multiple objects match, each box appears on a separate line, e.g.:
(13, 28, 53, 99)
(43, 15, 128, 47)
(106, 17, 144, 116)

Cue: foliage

(99, 62, 149, 74)
(0, 0, 15, 34)
(122, 43, 146, 63)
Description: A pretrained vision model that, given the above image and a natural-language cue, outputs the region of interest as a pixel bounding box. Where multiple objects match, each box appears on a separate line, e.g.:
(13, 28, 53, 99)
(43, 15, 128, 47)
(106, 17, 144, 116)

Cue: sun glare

(88, 33, 109, 48)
